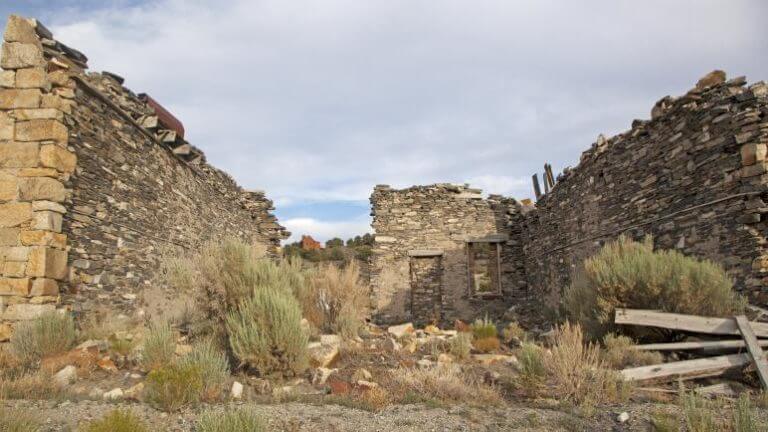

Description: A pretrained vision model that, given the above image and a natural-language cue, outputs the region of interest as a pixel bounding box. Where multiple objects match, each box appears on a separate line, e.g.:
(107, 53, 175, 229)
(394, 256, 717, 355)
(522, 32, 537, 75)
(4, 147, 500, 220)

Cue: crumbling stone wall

(521, 73, 768, 310)
(370, 184, 528, 324)
(0, 15, 288, 339)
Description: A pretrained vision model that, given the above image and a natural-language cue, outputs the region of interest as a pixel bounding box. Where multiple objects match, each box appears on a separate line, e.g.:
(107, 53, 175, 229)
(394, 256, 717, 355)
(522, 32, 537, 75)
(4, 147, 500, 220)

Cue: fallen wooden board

(636, 340, 768, 351)
(615, 309, 768, 337)
(735, 315, 768, 390)
(620, 353, 750, 382)
(694, 382, 738, 397)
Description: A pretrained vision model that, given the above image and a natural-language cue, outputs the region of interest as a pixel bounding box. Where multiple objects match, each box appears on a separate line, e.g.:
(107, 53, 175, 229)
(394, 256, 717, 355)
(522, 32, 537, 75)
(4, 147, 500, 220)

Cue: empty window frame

(466, 237, 503, 297)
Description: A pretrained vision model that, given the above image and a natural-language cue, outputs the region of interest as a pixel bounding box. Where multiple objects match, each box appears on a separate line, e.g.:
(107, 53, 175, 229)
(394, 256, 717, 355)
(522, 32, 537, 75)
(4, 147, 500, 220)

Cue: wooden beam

(620, 353, 750, 382)
(615, 309, 768, 337)
(636, 339, 768, 351)
(735, 315, 768, 390)
(694, 382, 738, 397)
(532, 174, 541, 200)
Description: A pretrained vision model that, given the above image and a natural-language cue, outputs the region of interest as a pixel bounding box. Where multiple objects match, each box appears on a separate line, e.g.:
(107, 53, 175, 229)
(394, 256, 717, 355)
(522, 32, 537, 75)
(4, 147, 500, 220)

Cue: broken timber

(620, 353, 750, 382)
(734, 314, 768, 390)
(636, 339, 768, 351)
(615, 308, 768, 337)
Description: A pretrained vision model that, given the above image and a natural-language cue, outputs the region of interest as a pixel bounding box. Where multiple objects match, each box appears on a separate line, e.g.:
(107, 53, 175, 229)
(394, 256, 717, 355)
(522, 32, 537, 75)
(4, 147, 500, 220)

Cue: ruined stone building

(371, 72, 768, 325)
(0, 16, 288, 340)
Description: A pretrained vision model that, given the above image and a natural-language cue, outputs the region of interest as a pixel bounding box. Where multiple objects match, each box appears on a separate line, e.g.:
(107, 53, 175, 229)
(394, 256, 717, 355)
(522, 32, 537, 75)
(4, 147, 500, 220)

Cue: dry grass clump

(680, 388, 718, 432)
(0, 408, 41, 431)
(732, 393, 764, 432)
(544, 322, 630, 409)
(197, 408, 267, 432)
(296, 261, 369, 338)
(143, 363, 203, 412)
(564, 236, 745, 339)
(10, 312, 76, 363)
(141, 322, 175, 371)
(471, 316, 500, 353)
(516, 342, 546, 394)
(501, 321, 527, 344)
(387, 365, 502, 406)
(177, 339, 229, 401)
(449, 333, 472, 360)
(0, 370, 63, 400)
(601, 333, 662, 369)
(79, 409, 150, 432)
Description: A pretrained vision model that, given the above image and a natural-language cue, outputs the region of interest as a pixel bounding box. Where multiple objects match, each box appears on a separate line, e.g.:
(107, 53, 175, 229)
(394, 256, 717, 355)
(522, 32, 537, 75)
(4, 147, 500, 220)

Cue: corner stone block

(0, 88, 41, 109)
(3, 15, 39, 44)
(20, 230, 66, 248)
(30, 278, 58, 296)
(0, 141, 39, 168)
(31, 210, 63, 232)
(0, 202, 32, 227)
(0, 111, 12, 140)
(1, 303, 54, 320)
(1, 42, 44, 69)
(39, 144, 76, 173)
(18, 177, 66, 202)
(0, 70, 14, 88)
(15, 119, 68, 144)
(26, 246, 67, 279)
(15, 68, 48, 90)
(0, 277, 30, 296)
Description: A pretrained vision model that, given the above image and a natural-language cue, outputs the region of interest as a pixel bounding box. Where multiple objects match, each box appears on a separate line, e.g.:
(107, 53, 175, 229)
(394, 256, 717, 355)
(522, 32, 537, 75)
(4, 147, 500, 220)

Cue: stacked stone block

(0, 16, 76, 340)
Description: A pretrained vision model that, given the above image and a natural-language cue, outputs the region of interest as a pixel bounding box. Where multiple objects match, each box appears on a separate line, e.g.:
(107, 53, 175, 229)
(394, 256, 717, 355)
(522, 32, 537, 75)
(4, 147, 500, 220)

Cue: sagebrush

(10, 312, 75, 363)
(197, 408, 267, 432)
(387, 365, 501, 406)
(564, 235, 744, 339)
(177, 338, 229, 401)
(0, 408, 40, 432)
(141, 322, 175, 371)
(601, 334, 662, 369)
(144, 363, 203, 412)
(80, 409, 149, 432)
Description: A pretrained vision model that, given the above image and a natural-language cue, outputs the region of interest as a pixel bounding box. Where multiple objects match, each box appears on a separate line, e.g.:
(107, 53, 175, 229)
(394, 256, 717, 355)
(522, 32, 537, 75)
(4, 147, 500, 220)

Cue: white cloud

(282, 217, 372, 244)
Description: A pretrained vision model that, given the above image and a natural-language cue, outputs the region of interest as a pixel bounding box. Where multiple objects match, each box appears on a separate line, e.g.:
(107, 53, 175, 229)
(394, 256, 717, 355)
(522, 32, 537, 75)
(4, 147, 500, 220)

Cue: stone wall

(521, 73, 768, 310)
(0, 15, 288, 338)
(369, 184, 528, 325)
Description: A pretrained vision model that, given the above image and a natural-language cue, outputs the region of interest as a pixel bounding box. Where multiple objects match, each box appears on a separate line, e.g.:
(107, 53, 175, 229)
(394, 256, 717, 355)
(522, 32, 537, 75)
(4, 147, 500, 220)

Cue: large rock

(311, 367, 337, 386)
(4, 15, 39, 44)
(695, 70, 726, 91)
(1, 42, 44, 69)
(387, 322, 414, 338)
(39, 145, 76, 173)
(18, 177, 66, 202)
(15, 119, 68, 144)
(230, 381, 244, 399)
(53, 365, 77, 388)
(26, 247, 67, 279)
(308, 340, 340, 368)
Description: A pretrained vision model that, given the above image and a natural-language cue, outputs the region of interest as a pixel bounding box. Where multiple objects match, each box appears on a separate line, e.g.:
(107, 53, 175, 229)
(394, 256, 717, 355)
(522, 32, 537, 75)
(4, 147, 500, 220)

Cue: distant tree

(326, 238, 344, 248)
(361, 233, 374, 246)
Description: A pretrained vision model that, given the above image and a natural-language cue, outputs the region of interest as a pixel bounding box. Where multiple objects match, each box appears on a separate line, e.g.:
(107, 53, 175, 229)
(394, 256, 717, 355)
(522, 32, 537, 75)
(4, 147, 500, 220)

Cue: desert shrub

(141, 322, 175, 370)
(733, 393, 763, 432)
(0, 408, 40, 431)
(564, 236, 745, 339)
(0, 370, 63, 400)
(10, 312, 75, 363)
(226, 287, 308, 376)
(197, 408, 266, 432)
(296, 262, 369, 338)
(387, 365, 502, 406)
(144, 363, 203, 412)
(601, 334, 662, 369)
(650, 410, 678, 432)
(471, 316, 498, 340)
(177, 339, 229, 401)
(449, 333, 472, 360)
(544, 322, 630, 409)
(472, 336, 501, 353)
(79, 409, 149, 432)
(680, 388, 718, 432)
(501, 321, 527, 344)
(516, 342, 546, 393)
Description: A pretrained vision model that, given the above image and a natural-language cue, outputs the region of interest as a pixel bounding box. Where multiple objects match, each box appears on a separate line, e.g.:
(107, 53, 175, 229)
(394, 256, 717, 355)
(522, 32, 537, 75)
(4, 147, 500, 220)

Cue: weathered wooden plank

(532, 174, 541, 200)
(636, 340, 768, 351)
(620, 353, 750, 382)
(694, 382, 738, 397)
(735, 315, 768, 390)
(614, 309, 768, 337)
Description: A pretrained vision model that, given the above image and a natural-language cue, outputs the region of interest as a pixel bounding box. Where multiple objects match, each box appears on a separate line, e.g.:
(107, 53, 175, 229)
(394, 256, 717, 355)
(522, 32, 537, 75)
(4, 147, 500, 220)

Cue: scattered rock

(103, 388, 124, 401)
(617, 412, 630, 423)
(454, 320, 471, 333)
(416, 359, 433, 369)
(327, 378, 351, 395)
(387, 323, 414, 339)
(312, 368, 337, 386)
(437, 353, 453, 364)
(231, 381, 244, 399)
(695, 70, 726, 91)
(308, 341, 340, 368)
(382, 337, 401, 352)
(96, 357, 117, 373)
(356, 380, 378, 390)
(75, 339, 107, 353)
(53, 365, 77, 388)
(352, 368, 372, 382)
(424, 324, 441, 335)
(472, 354, 518, 366)
(124, 383, 144, 401)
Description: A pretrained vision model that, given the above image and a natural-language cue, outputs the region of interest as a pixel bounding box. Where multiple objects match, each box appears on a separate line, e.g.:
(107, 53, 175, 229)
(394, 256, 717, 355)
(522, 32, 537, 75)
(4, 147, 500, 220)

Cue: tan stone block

(0, 228, 19, 246)
(31, 210, 62, 232)
(0, 277, 30, 296)
(12, 108, 63, 121)
(0, 246, 30, 261)
(0, 88, 41, 109)
(32, 200, 65, 213)
(47, 71, 70, 87)
(2, 261, 26, 277)
(0, 323, 12, 341)
(0, 112, 12, 141)
(1, 42, 44, 69)
(15, 119, 67, 143)
(41, 94, 73, 114)
(15, 68, 48, 89)
(0, 141, 39, 168)
(0, 202, 31, 227)
(0, 70, 14, 88)
(0, 175, 17, 200)
(4, 15, 39, 44)
(2, 303, 54, 320)
(741, 143, 767, 166)
(39, 145, 76, 173)
(29, 295, 57, 304)
(18, 167, 57, 178)
(20, 230, 66, 248)
(26, 247, 67, 279)
(18, 177, 65, 201)
(30, 278, 58, 296)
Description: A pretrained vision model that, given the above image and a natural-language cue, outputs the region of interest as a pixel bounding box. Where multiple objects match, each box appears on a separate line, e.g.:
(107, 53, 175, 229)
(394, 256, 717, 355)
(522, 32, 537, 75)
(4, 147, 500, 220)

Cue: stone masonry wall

(0, 15, 288, 337)
(370, 184, 528, 325)
(521, 73, 768, 310)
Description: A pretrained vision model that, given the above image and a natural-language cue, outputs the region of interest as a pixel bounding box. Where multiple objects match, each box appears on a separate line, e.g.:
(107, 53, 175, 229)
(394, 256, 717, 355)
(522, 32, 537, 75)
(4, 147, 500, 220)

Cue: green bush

(177, 339, 229, 401)
(564, 236, 745, 339)
(11, 311, 75, 363)
(79, 409, 149, 432)
(449, 333, 472, 360)
(141, 322, 176, 370)
(601, 334, 662, 369)
(197, 408, 267, 432)
(144, 363, 203, 412)
(471, 316, 497, 340)
(0, 408, 40, 431)
(226, 286, 308, 376)
(516, 342, 546, 393)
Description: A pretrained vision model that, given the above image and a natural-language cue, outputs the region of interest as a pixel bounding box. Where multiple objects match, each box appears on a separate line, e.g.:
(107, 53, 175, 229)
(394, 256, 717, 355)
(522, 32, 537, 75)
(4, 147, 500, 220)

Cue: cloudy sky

(2, 1, 766, 242)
